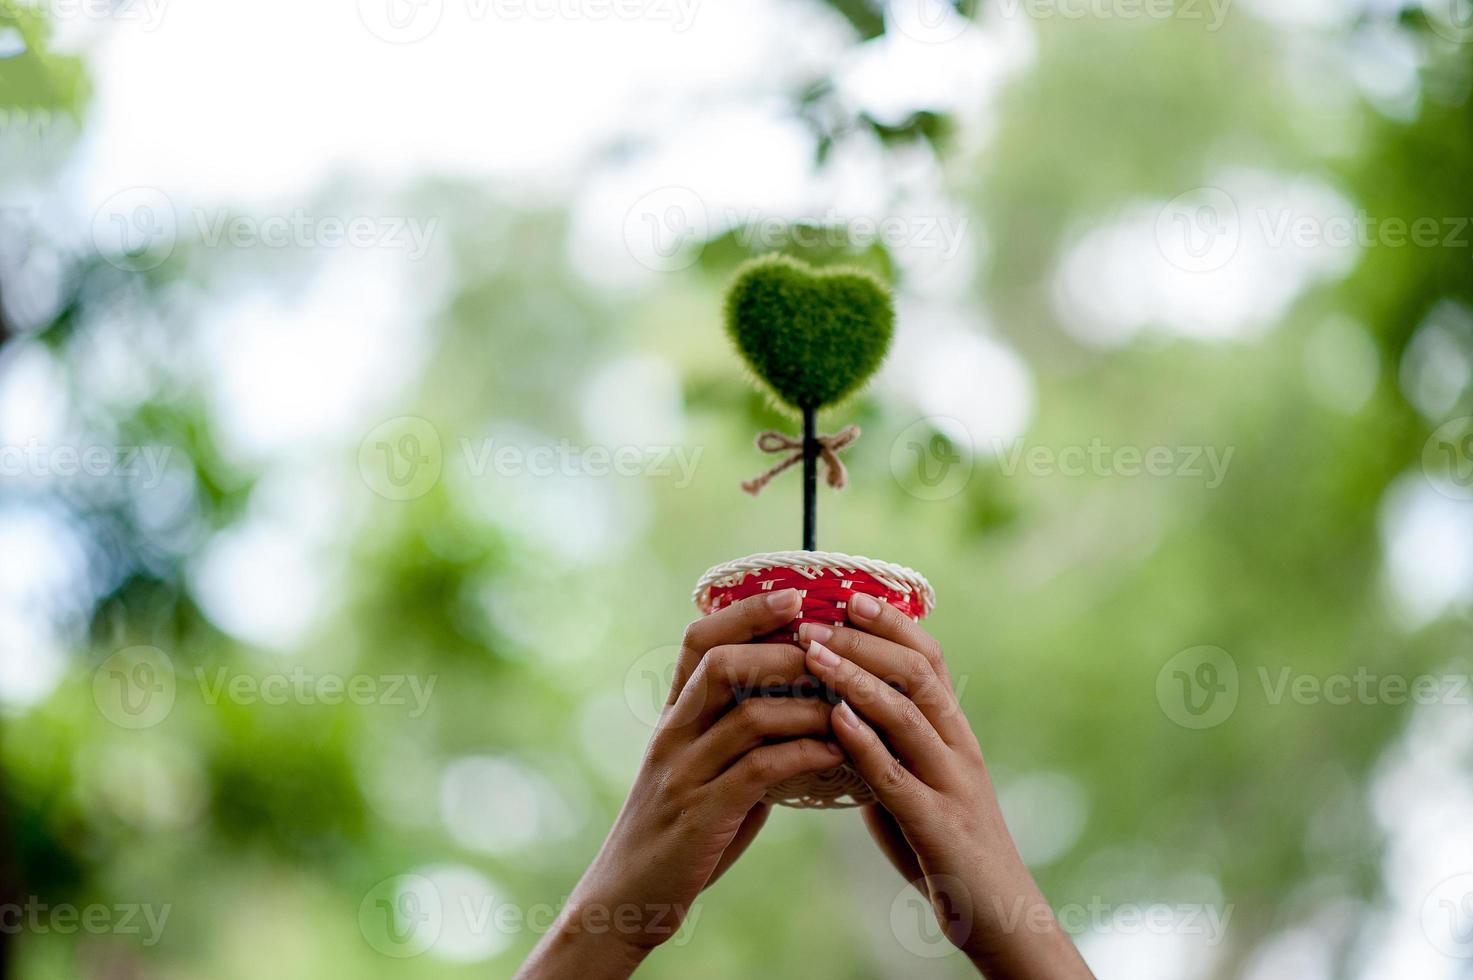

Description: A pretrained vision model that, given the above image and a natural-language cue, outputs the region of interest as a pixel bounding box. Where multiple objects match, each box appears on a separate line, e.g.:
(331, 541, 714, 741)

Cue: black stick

(802, 405, 817, 551)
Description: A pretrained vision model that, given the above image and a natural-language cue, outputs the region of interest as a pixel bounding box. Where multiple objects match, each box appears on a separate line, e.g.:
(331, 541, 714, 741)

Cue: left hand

(797, 594, 1092, 979)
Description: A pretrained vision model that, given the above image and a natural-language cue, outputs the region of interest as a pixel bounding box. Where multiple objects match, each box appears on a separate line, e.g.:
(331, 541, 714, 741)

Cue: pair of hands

(517, 589, 1092, 979)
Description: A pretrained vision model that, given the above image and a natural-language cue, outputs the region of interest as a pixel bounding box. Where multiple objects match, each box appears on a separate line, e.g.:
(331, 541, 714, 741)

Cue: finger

(707, 803, 769, 888)
(689, 697, 834, 780)
(664, 643, 815, 734)
(830, 700, 929, 816)
(714, 738, 844, 810)
(799, 622, 966, 744)
(862, 804, 924, 884)
(845, 591, 948, 680)
(805, 640, 949, 782)
(670, 589, 803, 702)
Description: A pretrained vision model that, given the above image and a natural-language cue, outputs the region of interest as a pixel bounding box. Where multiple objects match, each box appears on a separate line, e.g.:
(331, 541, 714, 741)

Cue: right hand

(517, 588, 841, 978)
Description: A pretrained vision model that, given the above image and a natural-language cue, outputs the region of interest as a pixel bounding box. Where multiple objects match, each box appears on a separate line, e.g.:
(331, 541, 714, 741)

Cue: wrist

(518, 903, 653, 980)
(956, 883, 1091, 980)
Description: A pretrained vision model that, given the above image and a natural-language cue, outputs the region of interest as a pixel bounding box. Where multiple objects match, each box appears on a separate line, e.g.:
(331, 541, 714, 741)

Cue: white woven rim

(693, 550, 936, 618)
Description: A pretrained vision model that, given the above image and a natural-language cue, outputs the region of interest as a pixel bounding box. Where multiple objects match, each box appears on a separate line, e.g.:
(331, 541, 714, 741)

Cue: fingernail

(768, 589, 799, 612)
(850, 593, 881, 619)
(808, 639, 840, 668)
(835, 700, 861, 729)
(799, 623, 832, 645)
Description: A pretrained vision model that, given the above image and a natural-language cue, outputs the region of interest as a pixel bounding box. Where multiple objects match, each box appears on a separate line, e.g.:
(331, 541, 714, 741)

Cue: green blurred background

(2, 0, 1473, 976)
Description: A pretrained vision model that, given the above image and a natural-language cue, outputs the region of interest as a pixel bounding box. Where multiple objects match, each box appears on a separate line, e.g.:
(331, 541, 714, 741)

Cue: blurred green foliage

(2, 1, 1472, 979)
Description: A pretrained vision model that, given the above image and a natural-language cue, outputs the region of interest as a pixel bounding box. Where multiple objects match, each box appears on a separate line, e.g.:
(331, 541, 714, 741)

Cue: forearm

(514, 905, 652, 980)
(959, 868, 1093, 980)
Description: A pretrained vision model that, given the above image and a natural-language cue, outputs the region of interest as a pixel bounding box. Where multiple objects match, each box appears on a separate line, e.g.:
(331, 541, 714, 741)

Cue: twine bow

(741, 425, 861, 497)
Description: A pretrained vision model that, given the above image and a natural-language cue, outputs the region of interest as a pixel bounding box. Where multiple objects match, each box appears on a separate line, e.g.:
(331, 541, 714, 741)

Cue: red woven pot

(693, 551, 935, 809)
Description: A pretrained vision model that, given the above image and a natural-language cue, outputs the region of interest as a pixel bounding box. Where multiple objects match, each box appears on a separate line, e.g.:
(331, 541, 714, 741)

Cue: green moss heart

(723, 255, 895, 412)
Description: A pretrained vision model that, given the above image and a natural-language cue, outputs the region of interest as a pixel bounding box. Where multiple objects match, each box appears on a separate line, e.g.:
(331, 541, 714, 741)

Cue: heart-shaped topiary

(724, 254, 895, 412)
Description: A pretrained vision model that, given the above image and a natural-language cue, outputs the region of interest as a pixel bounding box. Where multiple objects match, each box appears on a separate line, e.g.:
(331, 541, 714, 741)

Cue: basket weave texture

(693, 551, 935, 809)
